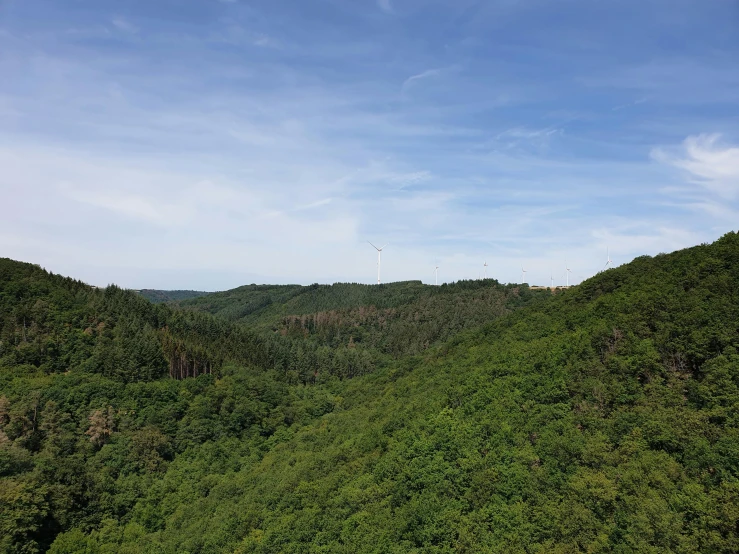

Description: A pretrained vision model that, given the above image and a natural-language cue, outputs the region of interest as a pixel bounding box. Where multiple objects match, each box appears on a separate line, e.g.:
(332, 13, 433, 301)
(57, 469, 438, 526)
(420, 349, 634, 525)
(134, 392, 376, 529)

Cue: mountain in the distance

(1, 232, 738, 553)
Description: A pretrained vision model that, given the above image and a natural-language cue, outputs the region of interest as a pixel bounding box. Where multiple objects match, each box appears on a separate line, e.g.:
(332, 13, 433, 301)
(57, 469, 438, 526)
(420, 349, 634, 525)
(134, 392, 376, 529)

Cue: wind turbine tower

(521, 266, 528, 284)
(435, 265, 439, 286)
(368, 241, 387, 284)
(565, 260, 572, 287)
(483, 261, 488, 279)
(603, 247, 613, 271)
(550, 272, 554, 288)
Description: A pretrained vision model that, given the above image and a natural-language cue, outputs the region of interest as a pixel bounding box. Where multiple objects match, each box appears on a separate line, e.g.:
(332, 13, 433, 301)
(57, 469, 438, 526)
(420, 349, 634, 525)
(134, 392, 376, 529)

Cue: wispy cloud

(263, 198, 333, 219)
(0, 0, 736, 288)
(111, 17, 138, 34)
(384, 170, 432, 190)
(490, 127, 561, 151)
(652, 134, 739, 200)
(496, 128, 559, 140)
(377, 0, 393, 14)
(252, 34, 277, 48)
(401, 68, 444, 94)
(61, 185, 181, 225)
(611, 97, 648, 111)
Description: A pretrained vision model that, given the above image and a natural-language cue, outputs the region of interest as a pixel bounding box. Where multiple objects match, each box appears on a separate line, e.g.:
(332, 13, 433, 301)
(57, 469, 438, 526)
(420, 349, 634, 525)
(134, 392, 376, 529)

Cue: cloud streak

(653, 134, 739, 200)
(111, 17, 138, 34)
(401, 68, 444, 94)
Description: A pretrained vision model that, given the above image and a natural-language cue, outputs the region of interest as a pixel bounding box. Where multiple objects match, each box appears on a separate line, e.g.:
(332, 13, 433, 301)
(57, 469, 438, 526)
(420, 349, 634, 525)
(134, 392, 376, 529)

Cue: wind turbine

(435, 264, 439, 286)
(550, 272, 554, 288)
(368, 241, 387, 284)
(483, 261, 488, 279)
(521, 266, 527, 284)
(565, 259, 572, 287)
(603, 247, 613, 271)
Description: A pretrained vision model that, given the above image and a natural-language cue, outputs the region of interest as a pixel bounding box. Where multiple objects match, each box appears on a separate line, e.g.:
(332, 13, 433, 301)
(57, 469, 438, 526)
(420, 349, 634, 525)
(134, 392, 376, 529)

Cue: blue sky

(1, 0, 738, 289)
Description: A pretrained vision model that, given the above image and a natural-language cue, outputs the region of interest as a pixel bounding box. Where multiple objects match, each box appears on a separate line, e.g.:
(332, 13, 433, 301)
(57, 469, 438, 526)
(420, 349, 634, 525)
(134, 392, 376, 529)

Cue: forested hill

(1, 232, 739, 553)
(0, 260, 543, 384)
(174, 279, 535, 325)
(173, 279, 549, 357)
(137, 289, 211, 304)
(0, 257, 278, 382)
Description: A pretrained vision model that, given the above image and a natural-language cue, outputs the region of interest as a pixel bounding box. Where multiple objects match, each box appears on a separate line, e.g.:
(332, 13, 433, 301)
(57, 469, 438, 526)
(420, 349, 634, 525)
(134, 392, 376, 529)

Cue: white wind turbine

(602, 247, 613, 271)
(483, 261, 488, 279)
(521, 266, 528, 284)
(550, 271, 554, 288)
(368, 241, 387, 284)
(435, 264, 439, 286)
(565, 259, 572, 287)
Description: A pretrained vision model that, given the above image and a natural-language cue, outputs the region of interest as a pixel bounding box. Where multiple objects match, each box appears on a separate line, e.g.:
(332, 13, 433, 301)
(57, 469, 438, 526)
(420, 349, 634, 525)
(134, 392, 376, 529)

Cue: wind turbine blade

(380, 244, 388, 250)
(367, 241, 378, 250)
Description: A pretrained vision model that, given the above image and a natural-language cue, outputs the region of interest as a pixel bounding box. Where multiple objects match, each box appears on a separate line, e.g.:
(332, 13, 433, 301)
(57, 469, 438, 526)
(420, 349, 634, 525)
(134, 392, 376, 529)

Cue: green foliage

(137, 290, 211, 304)
(1, 232, 739, 552)
(176, 279, 544, 327)
(176, 278, 551, 362)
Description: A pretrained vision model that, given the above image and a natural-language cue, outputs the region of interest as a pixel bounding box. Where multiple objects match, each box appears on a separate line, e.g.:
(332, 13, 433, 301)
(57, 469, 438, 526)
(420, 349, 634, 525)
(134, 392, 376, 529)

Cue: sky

(1, 0, 738, 290)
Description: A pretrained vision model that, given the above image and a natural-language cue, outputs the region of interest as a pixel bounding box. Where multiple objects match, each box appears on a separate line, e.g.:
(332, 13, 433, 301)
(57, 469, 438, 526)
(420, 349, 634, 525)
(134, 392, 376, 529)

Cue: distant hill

(137, 289, 212, 303)
(175, 279, 552, 358)
(2, 232, 739, 553)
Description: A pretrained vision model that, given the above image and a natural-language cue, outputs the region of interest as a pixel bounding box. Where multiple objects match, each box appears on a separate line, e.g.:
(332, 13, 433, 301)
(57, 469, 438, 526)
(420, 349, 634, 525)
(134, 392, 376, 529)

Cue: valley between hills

(1, 233, 739, 553)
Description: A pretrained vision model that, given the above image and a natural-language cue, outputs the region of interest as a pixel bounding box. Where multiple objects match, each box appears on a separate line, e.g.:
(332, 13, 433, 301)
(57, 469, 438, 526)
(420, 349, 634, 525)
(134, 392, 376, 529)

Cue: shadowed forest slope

(1, 232, 739, 553)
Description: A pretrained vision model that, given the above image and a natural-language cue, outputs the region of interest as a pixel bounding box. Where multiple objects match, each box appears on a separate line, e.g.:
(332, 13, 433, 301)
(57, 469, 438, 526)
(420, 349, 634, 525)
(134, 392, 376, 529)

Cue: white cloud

(262, 198, 333, 219)
(111, 17, 138, 34)
(1, 13, 735, 290)
(61, 185, 179, 225)
(401, 68, 443, 93)
(497, 127, 558, 140)
(253, 34, 277, 48)
(652, 134, 739, 199)
(611, 97, 648, 111)
(0, 143, 364, 285)
(384, 170, 432, 190)
(492, 126, 560, 150)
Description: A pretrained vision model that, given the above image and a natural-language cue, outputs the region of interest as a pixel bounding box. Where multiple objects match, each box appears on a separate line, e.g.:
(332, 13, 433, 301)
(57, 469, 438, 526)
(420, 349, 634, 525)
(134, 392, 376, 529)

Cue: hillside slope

(175, 280, 535, 325)
(0, 260, 540, 552)
(60, 232, 739, 553)
(176, 279, 551, 358)
(0, 258, 281, 382)
(137, 290, 212, 304)
(2, 232, 739, 553)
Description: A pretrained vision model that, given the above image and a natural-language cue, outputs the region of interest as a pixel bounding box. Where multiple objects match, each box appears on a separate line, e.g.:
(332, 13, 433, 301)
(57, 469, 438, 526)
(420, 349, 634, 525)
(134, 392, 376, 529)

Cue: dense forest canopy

(1, 232, 738, 553)
(137, 290, 212, 304)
